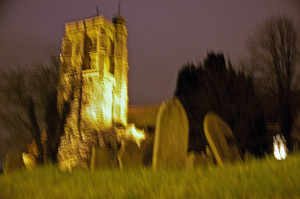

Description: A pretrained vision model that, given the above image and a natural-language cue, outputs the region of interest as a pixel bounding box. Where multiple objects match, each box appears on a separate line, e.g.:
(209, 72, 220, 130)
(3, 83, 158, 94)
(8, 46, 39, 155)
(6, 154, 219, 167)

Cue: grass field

(0, 154, 299, 199)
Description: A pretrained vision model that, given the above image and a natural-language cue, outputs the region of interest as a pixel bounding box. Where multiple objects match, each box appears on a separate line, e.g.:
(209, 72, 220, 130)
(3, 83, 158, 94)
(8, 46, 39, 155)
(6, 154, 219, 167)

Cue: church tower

(57, 15, 129, 169)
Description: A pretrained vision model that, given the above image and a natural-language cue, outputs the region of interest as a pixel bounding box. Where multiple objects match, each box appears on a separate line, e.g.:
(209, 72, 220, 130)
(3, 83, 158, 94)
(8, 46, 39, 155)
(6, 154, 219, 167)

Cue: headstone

(187, 151, 211, 168)
(3, 151, 25, 174)
(152, 97, 189, 169)
(140, 133, 154, 166)
(203, 112, 241, 166)
(205, 145, 215, 165)
(186, 151, 200, 169)
(22, 153, 36, 170)
(118, 140, 143, 169)
(90, 146, 112, 171)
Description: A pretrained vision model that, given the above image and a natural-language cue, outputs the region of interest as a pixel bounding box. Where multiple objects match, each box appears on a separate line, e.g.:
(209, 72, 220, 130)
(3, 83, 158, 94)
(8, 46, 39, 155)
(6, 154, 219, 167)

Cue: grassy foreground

(0, 154, 300, 199)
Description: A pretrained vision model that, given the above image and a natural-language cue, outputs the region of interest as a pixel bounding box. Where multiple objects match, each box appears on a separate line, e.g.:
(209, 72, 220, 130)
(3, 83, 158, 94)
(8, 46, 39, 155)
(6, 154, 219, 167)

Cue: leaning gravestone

(152, 97, 189, 169)
(90, 146, 112, 171)
(118, 140, 143, 169)
(203, 112, 241, 166)
(3, 151, 25, 174)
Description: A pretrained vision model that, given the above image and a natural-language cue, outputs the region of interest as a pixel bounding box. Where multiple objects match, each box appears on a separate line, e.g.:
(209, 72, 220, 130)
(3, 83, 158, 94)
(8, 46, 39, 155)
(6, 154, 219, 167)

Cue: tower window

(109, 39, 115, 74)
(82, 34, 92, 70)
(75, 44, 80, 55)
(89, 38, 97, 52)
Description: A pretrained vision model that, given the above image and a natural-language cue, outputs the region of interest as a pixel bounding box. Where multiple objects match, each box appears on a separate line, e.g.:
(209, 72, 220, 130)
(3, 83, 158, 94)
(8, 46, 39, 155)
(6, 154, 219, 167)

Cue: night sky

(0, 0, 299, 105)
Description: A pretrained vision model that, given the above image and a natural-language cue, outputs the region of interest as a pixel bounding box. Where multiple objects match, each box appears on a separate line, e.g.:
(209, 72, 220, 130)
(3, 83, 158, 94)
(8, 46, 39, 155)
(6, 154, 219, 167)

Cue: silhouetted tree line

(175, 52, 269, 157)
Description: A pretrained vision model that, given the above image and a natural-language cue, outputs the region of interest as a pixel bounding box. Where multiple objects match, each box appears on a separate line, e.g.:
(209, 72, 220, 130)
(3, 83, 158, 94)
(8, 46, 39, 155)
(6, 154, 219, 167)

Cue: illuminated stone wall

(57, 15, 129, 169)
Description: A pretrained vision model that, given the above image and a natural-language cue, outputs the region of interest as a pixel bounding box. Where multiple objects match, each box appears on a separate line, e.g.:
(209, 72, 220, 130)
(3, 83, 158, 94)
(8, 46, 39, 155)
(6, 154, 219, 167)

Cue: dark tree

(247, 16, 299, 150)
(0, 67, 44, 163)
(0, 56, 72, 163)
(175, 52, 269, 157)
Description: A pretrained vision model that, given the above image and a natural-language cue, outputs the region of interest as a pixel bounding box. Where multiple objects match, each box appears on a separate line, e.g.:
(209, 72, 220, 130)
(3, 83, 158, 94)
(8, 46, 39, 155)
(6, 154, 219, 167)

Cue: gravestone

(118, 140, 143, 169)
(203, 112, 241, 166)
(3, 151, 25, 174)
(152, 97, 189, 169)
(186, 150, 213, 168)
(22, 153, 36, 170)
(186, 151, 201, 169)
(205, 145, 215, 165)
(90, 146, 112, 171)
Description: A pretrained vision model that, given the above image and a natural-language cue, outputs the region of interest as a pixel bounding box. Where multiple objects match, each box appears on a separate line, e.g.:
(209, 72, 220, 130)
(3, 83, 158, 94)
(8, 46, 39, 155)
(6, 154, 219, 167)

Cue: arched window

(82, 33, 92, 70)
(108, 39, 115, 74)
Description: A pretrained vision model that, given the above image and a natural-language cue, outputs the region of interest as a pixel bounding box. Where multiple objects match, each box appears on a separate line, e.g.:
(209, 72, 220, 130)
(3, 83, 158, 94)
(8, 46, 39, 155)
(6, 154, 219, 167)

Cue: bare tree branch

(247, 15, 299, 150)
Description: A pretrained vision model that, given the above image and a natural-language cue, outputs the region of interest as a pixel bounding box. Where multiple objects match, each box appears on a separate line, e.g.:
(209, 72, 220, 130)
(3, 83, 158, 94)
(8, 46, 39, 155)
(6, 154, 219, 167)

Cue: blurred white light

(273, 134, 288, 160)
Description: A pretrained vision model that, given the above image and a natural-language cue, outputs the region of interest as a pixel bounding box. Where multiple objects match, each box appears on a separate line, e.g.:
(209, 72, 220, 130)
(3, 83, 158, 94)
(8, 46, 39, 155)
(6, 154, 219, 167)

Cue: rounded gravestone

(152, 97, 189, 169)
(3, 151, 25, 174)
(90, 146, 112, 171)
(203, 112, 241, 166)
(118, 140, 143, 169)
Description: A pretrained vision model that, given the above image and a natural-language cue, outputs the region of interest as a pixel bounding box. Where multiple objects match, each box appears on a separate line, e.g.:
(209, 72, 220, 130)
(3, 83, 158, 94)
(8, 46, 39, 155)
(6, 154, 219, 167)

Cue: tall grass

(1, 154, 299, 198)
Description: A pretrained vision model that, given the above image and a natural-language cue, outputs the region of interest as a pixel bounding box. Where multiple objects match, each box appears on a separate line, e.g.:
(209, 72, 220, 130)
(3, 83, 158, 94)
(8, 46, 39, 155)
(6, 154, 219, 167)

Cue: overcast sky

(0, 0, 299, 105)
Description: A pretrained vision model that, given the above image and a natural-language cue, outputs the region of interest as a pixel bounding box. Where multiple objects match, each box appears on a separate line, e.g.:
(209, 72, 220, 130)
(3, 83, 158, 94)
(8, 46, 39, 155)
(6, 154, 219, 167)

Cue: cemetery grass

(0, 153, 299, 199)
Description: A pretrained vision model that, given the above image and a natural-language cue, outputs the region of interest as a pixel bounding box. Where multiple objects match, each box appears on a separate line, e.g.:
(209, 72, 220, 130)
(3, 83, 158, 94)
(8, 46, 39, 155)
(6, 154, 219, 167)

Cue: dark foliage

(0, 55, 70, 163)
(175, 52, 269, 157)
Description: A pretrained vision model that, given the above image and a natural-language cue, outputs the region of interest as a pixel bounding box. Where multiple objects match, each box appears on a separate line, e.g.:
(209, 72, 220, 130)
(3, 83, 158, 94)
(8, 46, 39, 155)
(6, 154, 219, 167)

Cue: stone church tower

(57, 15, 129, 169)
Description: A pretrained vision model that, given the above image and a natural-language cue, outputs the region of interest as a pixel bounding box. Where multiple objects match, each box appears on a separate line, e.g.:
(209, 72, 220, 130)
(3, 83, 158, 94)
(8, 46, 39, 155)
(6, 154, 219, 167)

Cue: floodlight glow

(273, 134, 288, 160)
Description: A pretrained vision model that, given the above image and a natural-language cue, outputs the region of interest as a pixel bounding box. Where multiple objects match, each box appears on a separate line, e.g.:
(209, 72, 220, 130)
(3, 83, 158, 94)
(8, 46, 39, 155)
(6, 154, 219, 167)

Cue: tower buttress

(112, 16, 128, 126)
